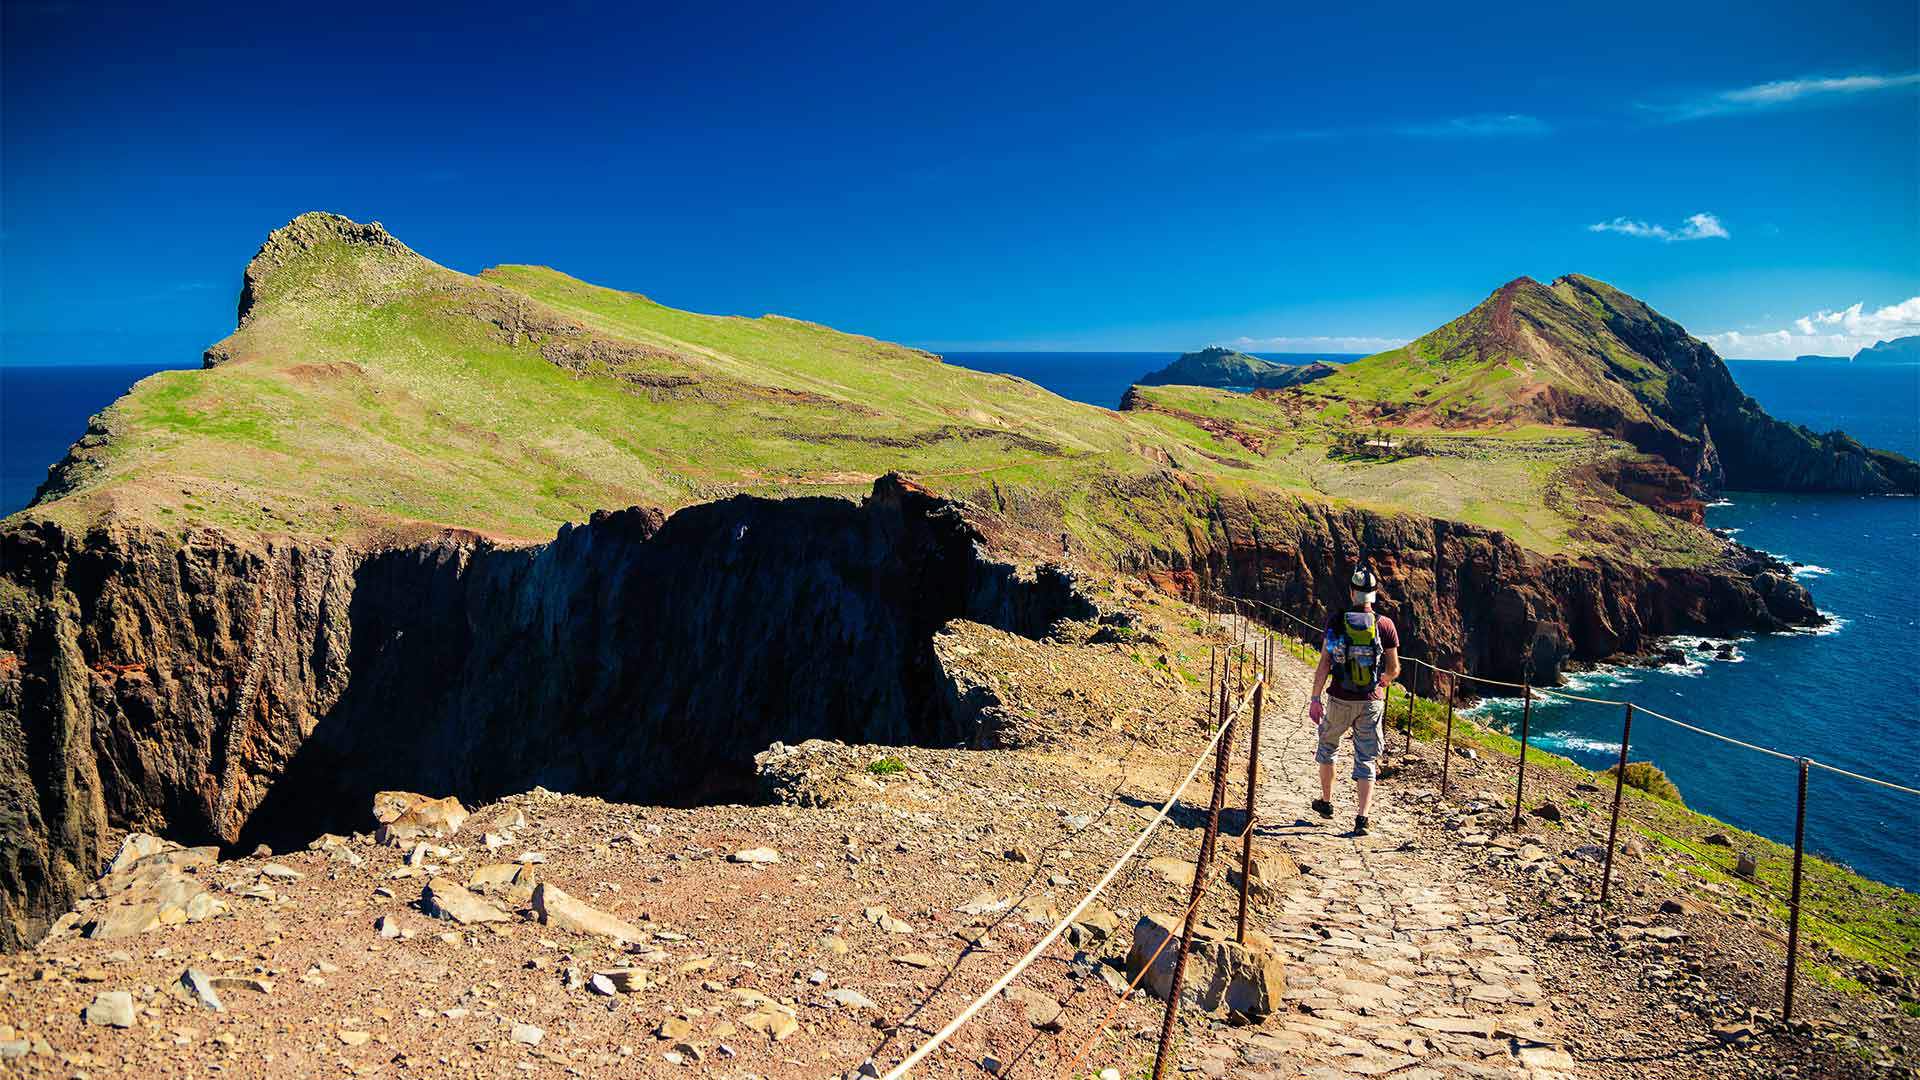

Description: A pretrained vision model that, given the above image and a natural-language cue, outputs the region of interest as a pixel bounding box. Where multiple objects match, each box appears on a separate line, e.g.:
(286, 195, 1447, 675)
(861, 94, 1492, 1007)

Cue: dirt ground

(3, 585, 1913, 1079)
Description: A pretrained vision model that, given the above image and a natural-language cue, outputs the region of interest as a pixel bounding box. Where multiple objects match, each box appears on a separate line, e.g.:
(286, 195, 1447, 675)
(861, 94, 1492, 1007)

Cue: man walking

(1307, 567, 1400, 836)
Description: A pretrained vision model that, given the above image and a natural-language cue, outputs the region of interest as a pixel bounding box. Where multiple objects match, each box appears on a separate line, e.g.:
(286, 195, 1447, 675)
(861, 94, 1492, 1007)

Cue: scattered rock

(1125, 914, 1283, 1018)
(1147, 857, 1196, 888)
(375, 915, 402, 939)
(373, 791, 469, 846)
(510, 1022, 544, 1046)
(826, 987, 878, 1011)
(1703, 833, 1732, 847)
(1003, 985, 1064, 1030)
(1530, 802, 1563, 823)
(422, 877, 508, 924)
(180, 968, 224, 1012)
(84, 991, 135, 1028)
(863, 905, 913, 934)
(596, 968, 650, 993)
(728, 847, 781, 865)
(1735, 852, 1758, 878)
(533, 883, 644, 941)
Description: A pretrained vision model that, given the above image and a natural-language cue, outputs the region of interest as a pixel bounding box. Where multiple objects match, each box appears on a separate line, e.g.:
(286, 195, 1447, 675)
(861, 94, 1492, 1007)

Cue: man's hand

(1308, 698, 1324, 724)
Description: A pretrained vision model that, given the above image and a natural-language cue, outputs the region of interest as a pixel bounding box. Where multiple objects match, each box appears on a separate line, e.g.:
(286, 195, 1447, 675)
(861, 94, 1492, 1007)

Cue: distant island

(1134, 345, 1341, 390)
(1856, 335, 1920, 364)
(1793, 334, 1918, 365)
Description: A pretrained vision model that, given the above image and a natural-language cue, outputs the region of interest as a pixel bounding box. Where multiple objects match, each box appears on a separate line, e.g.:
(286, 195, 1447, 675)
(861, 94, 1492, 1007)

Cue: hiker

(1307, 567, 1399, 836)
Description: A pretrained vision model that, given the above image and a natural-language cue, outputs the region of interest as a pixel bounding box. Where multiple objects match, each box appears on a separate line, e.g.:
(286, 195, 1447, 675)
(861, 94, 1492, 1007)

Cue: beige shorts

(1316, 696, 1385, 780)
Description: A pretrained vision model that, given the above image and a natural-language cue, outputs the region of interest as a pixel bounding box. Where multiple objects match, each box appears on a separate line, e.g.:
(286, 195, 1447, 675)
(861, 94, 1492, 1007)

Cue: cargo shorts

(1316, 696, 1385, 780)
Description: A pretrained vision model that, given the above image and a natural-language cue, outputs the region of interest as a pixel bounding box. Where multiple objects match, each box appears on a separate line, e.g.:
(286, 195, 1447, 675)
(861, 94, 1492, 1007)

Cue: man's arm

(1379, 647, 1400, 690)
(1310, 650, 1331, 698)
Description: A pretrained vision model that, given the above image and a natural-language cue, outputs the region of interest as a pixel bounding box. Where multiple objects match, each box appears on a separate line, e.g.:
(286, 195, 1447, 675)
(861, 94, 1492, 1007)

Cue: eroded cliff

(0, 476, 1093, 950)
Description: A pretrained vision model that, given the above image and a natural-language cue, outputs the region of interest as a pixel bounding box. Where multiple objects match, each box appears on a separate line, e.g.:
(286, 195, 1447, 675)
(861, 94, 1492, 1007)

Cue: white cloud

(1393, 114, 1551, 138)
(1229, 334, 1408, 354)
(1701, 296, 1920, 359)
(1261, 113, 1550, 142)
(1587, 212, 1729, 242)
(1650, 71, 1920, 120)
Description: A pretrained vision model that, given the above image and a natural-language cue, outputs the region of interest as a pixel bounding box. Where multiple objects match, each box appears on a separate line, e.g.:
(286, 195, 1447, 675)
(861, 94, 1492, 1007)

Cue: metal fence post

(1153, 675, 1239, 1080)
(1236, 682, 1265, 943)
(1381, 683, 1393, 756)
(1599, 703, 1634, 907)
(1439, 672, 1456, 795)
(1208, 646, 1216, 715)
(1403, 667, 1417, 755)
(1511, 676, 1532, 831)
(1783, 757, 1809, 1021)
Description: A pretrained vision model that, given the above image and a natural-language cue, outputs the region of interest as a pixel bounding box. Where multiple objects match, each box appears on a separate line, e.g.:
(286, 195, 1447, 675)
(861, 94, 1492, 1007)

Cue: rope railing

(1240, 594, 1916, 796)
(1222, 588, 1918, 1024)
(876, 670, 1268, 1080)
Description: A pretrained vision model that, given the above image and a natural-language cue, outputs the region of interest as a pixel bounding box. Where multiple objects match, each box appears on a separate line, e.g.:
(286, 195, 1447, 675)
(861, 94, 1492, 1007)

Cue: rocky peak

(237, 212, 429, 324)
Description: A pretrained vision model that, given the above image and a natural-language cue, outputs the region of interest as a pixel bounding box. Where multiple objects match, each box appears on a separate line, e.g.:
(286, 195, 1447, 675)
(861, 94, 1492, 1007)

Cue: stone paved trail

(1197, 660, 1583, 1080)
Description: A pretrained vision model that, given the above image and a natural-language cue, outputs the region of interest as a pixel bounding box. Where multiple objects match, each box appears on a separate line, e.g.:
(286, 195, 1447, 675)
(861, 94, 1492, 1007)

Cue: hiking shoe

(1311, 799, 1333, 819)
(1354, 815, 1371, 836)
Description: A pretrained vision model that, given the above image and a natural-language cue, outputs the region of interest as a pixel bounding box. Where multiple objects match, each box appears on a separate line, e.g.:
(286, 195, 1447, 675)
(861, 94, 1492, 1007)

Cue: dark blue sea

(4, 354, 1918, 887)
(943, 351, 1365, 412)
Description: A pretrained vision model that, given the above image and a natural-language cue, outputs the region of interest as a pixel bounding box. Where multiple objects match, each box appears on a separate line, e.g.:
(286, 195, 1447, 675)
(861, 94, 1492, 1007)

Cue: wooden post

(1439, 672, 1456, 795)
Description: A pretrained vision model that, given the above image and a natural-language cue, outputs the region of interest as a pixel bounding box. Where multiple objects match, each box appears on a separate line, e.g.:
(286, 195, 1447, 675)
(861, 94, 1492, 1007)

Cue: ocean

(3, 353, 1917, 887)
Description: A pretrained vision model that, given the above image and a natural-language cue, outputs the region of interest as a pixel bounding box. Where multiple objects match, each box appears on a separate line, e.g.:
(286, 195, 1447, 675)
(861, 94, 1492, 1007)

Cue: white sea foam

(1538, 734, 1623, 756)
(1790, 564, 1831, 579)
(1788, 610, 1849, 637)
(1718, 527, 1743, 536)
(1704, 499, 1734, 508)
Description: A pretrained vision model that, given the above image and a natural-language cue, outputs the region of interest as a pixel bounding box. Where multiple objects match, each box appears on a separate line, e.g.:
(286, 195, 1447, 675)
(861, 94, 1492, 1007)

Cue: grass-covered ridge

(9, 213, 1732, 567)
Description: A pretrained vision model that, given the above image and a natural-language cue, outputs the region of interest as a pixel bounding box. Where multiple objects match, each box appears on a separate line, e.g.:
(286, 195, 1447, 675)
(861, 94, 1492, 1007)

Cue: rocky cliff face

(0, 476, 1093, 951)
(1553, 275, 1919, 495)
(1108, 472, 1817, 689)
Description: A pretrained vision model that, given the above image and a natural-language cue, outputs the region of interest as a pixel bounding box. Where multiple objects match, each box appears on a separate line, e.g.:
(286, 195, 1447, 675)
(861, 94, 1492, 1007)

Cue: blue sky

(3, 1, 1916, 363)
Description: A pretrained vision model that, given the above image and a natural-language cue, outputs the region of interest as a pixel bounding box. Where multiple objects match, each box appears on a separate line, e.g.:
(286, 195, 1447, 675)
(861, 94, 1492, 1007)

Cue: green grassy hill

(11, 213, 1733, 564)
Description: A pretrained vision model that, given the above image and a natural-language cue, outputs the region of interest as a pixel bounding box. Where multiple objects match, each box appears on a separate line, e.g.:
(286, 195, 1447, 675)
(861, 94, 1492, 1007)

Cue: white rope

(1250, 602, 1920, 795)
(1615, 706, 1798, 762)
(1809, 759, 1920, 798)
(878, 678, 1262, 1080)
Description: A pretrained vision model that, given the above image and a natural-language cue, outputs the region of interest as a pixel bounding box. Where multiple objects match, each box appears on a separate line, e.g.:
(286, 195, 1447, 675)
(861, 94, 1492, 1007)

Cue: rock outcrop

(0, 475, 1094, 950)
(1112, 470, 1819, 687)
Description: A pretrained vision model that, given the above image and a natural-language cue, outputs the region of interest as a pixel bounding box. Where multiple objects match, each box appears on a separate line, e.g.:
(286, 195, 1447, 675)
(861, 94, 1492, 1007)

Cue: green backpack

(1326, 610, 1383, 693)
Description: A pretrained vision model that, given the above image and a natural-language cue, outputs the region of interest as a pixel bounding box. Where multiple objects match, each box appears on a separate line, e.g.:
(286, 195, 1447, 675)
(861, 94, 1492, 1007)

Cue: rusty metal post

(1511, 677, 1532, 831)
(1235, 682, 1265, 943)
(1380, 682, 1392, 757)
(1403, 667, 1417, 755)
(1439, 672, 1456, 795)
(1208, 646, 1216, 714)
(1783, 757, 1809, 1021)
(1155, 675, 1239, 1080)
(1599, 703, 1635, 907)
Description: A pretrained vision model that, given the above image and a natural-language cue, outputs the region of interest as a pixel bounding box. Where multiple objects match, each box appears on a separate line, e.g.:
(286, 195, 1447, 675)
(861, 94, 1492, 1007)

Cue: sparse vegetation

(1601, 761, 1685, 804)
(865, 756, 907, 776)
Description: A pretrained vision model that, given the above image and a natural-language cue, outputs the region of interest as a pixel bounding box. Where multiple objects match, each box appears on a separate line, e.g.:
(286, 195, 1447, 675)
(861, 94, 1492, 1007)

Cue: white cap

(1350, 567, 1378, 603)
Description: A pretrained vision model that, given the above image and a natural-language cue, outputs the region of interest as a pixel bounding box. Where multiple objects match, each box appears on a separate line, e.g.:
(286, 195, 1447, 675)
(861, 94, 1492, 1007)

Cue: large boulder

(372, 792, 469, 846)
(532, 883, 644, 941)
(1125, 914, 1284, 1018)
(68, 835, 225, 941)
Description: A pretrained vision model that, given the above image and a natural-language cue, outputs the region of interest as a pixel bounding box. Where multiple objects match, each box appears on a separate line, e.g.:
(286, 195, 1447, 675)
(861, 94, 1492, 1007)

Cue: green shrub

(866, 756, 907, 776)
(1601, 761, 1684, 805)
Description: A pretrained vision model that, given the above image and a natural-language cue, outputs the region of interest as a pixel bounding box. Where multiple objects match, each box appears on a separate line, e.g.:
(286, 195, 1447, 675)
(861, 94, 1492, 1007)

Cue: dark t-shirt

(1324, 609, 1398, 701)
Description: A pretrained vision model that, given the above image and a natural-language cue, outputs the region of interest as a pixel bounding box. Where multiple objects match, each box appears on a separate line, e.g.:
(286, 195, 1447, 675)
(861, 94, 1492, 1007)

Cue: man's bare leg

(1355, 778, 1374, 817)
(1320, 762, 1335, 804)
